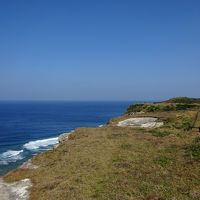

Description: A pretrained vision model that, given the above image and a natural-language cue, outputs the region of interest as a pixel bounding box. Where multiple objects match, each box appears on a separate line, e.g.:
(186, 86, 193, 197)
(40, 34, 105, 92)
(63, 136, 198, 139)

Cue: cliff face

(3, 99, 200, 200)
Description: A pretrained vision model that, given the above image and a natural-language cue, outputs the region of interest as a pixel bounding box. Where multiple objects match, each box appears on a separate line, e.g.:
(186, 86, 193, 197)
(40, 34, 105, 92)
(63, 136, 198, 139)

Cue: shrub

(175, 104, 195, 111)
(162, 105, 175, 111)
(182, 122, 191, 131)
(150, 129, 171, 137)
(126, 104, 145, 113)
(167, 97, 200, 104)
(154, 156, 172, 167)
(146, 105, 160, 112)
(186, 137, 200, 161)
(172, 121, 191, 130)
(169, 97, 194, 104)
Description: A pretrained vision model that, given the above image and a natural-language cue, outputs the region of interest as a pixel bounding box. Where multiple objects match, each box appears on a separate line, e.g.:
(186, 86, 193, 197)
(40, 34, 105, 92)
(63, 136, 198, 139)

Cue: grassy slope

(4, 101, 200, 200)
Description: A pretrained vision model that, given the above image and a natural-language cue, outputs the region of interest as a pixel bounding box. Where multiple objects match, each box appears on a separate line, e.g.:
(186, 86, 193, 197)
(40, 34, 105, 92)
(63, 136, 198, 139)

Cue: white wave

(23, 137, 58, 151)
(0, 150, 24, 165)
(98, 124, 104, 127)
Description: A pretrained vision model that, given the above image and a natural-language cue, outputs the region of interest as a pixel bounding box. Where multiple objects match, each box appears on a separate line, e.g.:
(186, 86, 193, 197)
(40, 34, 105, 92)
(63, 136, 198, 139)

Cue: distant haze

(0, 0, 199, 101)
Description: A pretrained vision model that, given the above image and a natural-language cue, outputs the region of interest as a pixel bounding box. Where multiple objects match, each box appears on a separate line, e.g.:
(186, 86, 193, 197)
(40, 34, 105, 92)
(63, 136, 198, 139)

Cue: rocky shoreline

(58, 130, 74, 143)
(0, 130, 73, 200)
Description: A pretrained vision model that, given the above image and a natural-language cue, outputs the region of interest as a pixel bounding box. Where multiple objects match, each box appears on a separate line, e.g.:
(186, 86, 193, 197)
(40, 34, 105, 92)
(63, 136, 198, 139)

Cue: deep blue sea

(0, 101, 131, 175)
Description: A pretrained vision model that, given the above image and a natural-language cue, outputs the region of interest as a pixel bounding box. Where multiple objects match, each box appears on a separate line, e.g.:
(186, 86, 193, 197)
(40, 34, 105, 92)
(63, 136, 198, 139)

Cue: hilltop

(2, 97, 200, 200)
(126, 97, 200, 115)
(164, 97, 200, 104)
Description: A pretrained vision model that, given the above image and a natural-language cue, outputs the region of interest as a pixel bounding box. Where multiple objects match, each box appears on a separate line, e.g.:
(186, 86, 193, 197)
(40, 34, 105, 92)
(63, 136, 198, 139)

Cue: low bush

(126, 103, 196, 114)
(150, 129, 171, 137)
(175, 104, 195, 111)
(186, 137, 200, 161)
(168, 97, 194, 104)
(126, 104, 145, 113)
(154, 156, 173, 167)
(171, 121, 191, 130)
(146, 105, 160, 112)
(162, 105, 175, 111)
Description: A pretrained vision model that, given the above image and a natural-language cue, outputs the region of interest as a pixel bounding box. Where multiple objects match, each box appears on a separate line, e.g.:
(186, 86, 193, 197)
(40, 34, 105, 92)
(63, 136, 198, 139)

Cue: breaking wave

(0, 137, 58, 165)
(23, 137, 58, 151)
(0, 150, 24, 165)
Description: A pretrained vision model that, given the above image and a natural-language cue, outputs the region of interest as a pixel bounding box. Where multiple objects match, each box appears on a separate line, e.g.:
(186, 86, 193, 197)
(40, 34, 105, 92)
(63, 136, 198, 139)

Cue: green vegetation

(186, 137, 200, 161)
(175, 103, 196, 110)
(154, 156, 173, 167)
(149, 129, 171, 137)
(3, 98, 200, 200)
(194, 112, 200, 127)
(126, 97, 200, 114)
(146, 105, 160, 112)
(164, 114, 193, 131)
(166, 97, 200, 104)
(126, 103, 145, 113)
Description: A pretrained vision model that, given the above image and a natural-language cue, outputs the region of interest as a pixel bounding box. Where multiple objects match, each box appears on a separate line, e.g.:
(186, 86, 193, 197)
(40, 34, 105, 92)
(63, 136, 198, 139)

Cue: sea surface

(0, 101, 131, 175)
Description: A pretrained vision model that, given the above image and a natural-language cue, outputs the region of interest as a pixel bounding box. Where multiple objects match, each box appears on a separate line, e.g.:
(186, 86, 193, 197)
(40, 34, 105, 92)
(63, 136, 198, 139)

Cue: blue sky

(0, 0, 199, 101)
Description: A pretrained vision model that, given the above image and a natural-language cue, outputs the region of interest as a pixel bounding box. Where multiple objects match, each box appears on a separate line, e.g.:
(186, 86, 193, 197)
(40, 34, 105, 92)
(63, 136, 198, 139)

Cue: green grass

(194, 112, 200, 127)
(154, 156, 173, 167)
(186, 137, 200, 161)
(149, 129, 171, 137)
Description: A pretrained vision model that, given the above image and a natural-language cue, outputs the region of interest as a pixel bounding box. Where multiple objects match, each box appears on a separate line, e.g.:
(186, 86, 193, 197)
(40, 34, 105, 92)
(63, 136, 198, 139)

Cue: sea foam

(0, 150, 24, 165)
(23, 137, 58, 151)
(0, 137, 59, 165)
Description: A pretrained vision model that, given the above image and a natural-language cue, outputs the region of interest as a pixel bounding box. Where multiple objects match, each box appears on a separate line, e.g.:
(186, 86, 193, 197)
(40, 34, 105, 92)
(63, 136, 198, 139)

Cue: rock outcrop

(58, 131, 74, 143)
(0, 178, 31, 200)
(19, 159, 38, 170)
(117, 117, 163, 128)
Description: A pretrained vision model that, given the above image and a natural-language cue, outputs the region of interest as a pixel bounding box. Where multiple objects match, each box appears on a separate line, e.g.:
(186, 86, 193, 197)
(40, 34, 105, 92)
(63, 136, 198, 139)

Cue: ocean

(0, 101, 131, 175)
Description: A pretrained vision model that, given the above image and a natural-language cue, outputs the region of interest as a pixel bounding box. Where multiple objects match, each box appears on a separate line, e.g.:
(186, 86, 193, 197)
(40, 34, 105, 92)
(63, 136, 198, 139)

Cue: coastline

(1, 99, 200, 200)
(0, 131, 72, 200)
(0, 114, 174, 199)
(0, 129, 78, 176)
(1, 124, 104, 176)
(0, 101, 129, 177)
(0, 127, 102, 200)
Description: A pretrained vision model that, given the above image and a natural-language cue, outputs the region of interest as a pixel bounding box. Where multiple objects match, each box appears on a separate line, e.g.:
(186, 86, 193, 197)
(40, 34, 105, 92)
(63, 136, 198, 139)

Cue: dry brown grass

(3, 110, 200, 200)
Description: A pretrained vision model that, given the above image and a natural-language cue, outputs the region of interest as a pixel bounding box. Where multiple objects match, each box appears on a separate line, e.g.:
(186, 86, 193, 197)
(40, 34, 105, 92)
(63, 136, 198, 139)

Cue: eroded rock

(19, 159, 38, 170)
(117, 117, 163, 128)
(58, 131, 74, 143)
(0, 178, 31, 200)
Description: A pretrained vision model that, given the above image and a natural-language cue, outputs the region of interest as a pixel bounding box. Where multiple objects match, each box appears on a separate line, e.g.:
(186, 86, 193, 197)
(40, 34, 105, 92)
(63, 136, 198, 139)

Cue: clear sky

(0, 0, 199, 101)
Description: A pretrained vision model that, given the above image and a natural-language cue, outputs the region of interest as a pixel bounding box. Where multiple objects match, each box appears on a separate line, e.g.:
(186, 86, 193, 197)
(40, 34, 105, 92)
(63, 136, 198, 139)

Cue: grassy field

(3, 99, 200, 200)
